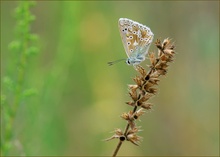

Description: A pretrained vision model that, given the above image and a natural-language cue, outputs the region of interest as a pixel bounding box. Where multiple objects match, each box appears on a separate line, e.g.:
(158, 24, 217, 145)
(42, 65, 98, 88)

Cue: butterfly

(108, 18, 154, 67)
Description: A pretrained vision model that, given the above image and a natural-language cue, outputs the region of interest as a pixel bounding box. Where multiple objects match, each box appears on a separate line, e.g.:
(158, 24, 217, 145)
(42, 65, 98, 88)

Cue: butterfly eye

(140, 38, 143, 41)
(126, 59, 131, 65)
(127, 42, 131, 45)
(130, 49, 133, 52)
(129, 36, 133, 39)
(133, 31, 136, 34)
(124, 28, 127, 31)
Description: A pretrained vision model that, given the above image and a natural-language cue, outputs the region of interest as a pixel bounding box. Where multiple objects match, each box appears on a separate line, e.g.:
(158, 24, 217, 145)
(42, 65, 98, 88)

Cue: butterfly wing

(118, 18, 154, 59)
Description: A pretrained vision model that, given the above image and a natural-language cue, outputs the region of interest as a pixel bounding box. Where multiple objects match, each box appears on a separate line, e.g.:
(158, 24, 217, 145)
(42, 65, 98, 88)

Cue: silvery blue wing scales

(118, 18, 154, 66)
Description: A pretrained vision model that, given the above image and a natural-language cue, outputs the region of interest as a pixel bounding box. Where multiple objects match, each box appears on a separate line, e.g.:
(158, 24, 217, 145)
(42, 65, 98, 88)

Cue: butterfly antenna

(107, 59, 126, 66)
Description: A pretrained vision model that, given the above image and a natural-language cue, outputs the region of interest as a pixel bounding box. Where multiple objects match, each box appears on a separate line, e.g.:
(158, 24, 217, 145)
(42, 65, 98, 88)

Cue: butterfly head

(126, 59, 131, 65)
(126, 57, 142, 66)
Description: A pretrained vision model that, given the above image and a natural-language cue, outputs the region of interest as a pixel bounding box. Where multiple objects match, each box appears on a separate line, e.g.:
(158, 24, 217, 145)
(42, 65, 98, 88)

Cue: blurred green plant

(1, 1, 39, 156)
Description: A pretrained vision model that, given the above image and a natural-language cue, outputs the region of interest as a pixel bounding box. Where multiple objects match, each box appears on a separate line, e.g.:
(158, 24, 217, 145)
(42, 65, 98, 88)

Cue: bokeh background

(1, 1, 219, 156)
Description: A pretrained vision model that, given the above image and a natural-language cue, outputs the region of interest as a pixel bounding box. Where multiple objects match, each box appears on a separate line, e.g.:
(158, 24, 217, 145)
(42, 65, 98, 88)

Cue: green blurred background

(1, 1, 219, 156)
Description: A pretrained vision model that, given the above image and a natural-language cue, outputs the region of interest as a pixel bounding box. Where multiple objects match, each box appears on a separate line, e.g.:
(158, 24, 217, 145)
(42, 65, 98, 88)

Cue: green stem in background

(1, 1, 38, 156)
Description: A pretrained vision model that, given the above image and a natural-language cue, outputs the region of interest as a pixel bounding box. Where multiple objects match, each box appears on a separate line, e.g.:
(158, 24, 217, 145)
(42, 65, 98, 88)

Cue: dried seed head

(155, 39, 162, 50)
(158, 49, 163, 57)
(162, 38, 170, 48)
(167, 57, 174, 63)
(149, 52, 156, 66)
(148, 77, 160, 85)
(133, 76, 143, 87)
(128, 84, 139, 91)
(114, 128, 123, 136)
(155, 63, 162, 69)
(155, 61, 168, 70)
(160, 62, 169, 69)
(141, 102, 153, 110)
(128, 85, 139, 101)
(136, 65, 146, 77)
(104, 128, 124, 141)
(147, 87, 157, 94)
(170, 44, 175, 50)
(129, 120, 136, 129)
(121, 111, 136, 129)
(150, 71, 160, 78)
(144, 81, 155, 90)
(126, 134, 142, 146)
(121, 111, 134, 121)
(127, 126, 140, 134)
(133, 108, 145, 119)
(160, 54, 168, 61)
(129, 91, 137, 101)
(126, 127, 143, 146)
(126, 101, 135, 107)
(121, 112, 129, 120)
(157, 69, 167, 76)
(138, 93, 152, 104)
(164, 49, 175, 56)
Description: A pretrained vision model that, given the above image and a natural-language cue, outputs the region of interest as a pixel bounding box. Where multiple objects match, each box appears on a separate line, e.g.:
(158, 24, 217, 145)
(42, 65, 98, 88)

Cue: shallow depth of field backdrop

(1, 1, 219, 156)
